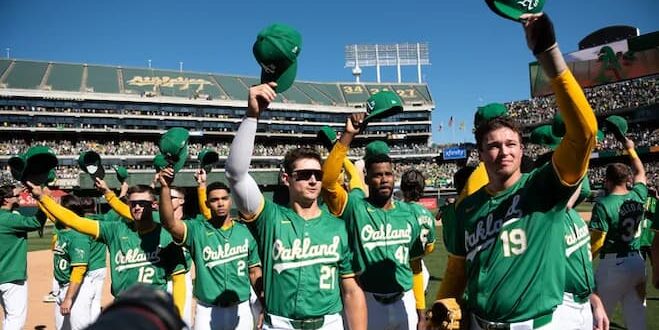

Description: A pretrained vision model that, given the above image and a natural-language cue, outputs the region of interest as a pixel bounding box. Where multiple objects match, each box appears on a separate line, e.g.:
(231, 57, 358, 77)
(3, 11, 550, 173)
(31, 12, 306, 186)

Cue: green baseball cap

(253, 23, 301, 93)
(317, 126, 338, 150)
(364, 140, 390, 162)
(8, 155, 26, 182)
(551, 112, 565, 137)
(78, 151, 105, 180)
(604, 115, 628, 141)
(159, 127, 190, 173)
(198, 148, 219, 174)
(485, 0, 546, 21)
(22, 146, 59, 186)
(153, 154, 168, 172)
(596, 130, 605, 143)
(114, 165, 129, 183)
(474, 103, 508, 129)
(530, 124, 561, 149)
(365, 91, 403, 123)
(47, 169, 57, 185)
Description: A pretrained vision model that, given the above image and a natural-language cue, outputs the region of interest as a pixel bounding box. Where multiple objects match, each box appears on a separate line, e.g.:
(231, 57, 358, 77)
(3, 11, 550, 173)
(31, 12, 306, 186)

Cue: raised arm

(194, 169, 212, 219)
(624, 138, 646, 185)
(158, 168, 186, 243)
(321, 113, 365, 216)
(28, 183, 100, 239)
(523, 14, 597, 185)
(225, 83, 276, 219)
(96, 178, 132, 220)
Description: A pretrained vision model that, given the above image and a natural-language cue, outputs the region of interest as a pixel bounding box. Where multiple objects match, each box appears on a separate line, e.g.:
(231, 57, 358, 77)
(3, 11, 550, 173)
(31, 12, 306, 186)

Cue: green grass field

(28, 224, 657, 329)
(424, 228, 659, 330)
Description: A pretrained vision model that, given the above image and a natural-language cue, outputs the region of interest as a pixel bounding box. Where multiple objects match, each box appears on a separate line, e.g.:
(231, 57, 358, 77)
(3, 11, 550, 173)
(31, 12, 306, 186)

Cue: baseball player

(49, 195, 106, 330)
(400, 169, 437, 291)
(589, 137, 647, 330)
(28, 183, 189, 316)
(194, 168, 264, 327)
(322, 117, 426, 329)
(432, 13, 598, 329)
(0, 184, 46, 330)
(159, 168, 263, 330)
(225, 82, 367, 330)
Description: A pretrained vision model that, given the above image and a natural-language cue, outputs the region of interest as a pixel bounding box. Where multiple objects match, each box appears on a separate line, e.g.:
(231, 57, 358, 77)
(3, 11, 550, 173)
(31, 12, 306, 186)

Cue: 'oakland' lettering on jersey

(360, 223, 412, 250)
(466, 194, 522, 260)
(114, 247, 161, 271)
(202, 239, 250, 268)
(272, 236, 341, 273)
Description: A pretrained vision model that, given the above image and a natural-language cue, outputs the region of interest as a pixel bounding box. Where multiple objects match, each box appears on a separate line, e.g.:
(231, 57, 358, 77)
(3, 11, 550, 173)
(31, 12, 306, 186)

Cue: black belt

(473, 313, 553, 330)
(264, 314, 325, 330)
(372, 292, 404, 305)
(474, 314, 510, 330)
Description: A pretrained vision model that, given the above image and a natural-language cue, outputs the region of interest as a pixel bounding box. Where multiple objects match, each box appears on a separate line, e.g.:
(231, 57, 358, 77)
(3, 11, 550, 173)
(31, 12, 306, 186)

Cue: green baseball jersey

(97, 221, 187, 297)
(589, 183, 648, 254)
(0, 209, 43, 284)
(563, 209, 594, 299)
(252, 199, 353, 319)
(53, 229, 91, 285)
(440, 203, 460, 255)
(183, 217, 260, 305)
(454, 163, 576, 322)
(406, 202, 436, 253)
(342, 189, 424, 293)
(640, 196, 656, 247)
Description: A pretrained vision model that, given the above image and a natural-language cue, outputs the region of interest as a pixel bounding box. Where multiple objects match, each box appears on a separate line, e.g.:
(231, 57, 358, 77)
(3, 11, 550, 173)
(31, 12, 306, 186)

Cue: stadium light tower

(5, 48, 10, 59)
(345, 42, 430, 83)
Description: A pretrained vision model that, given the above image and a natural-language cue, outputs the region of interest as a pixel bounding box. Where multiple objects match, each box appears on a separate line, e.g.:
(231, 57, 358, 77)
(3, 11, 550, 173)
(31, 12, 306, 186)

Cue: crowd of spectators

(506, 75, 658, 126)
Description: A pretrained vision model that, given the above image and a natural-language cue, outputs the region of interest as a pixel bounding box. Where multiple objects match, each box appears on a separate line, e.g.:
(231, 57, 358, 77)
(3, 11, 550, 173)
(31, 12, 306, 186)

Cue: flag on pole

(448, 116, 454, 127)
(438, 122, 443, 132)
(459, 121, 465, 131)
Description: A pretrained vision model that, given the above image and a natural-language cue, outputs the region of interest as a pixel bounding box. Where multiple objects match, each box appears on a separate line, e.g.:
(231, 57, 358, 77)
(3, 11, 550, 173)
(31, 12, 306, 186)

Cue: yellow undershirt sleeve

(590, 230, 606, 258)
(410, 259, 426, 309)
(457, 162, 488, 207)
(104, 191, 133, 220)
(436, 255, 467, 300)
(39, 195, 100, 239)
(551, 70, 598, 186)
(321, 142, 350, 216)
(171, 273, 186, 316)
(197, 186, 211, 220)
(69, 265, 87, 284)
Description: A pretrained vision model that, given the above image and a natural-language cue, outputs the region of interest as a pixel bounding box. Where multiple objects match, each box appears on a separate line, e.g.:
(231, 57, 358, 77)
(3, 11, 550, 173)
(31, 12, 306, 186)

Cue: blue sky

(2, 0, 657, 144)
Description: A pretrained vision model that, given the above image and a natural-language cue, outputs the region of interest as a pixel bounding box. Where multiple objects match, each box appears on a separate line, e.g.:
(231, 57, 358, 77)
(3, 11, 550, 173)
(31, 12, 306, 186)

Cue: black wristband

(532, 14, 556, 55)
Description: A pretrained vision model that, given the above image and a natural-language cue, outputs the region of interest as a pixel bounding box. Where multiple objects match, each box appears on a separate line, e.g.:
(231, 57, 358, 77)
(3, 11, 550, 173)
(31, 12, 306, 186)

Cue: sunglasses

(291, 169, 323, 181)
(129, 200, 153, 208)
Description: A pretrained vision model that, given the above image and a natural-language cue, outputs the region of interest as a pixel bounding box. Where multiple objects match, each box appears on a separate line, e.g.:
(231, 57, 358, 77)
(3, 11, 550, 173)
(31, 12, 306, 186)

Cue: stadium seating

(47, 63, 83, 92)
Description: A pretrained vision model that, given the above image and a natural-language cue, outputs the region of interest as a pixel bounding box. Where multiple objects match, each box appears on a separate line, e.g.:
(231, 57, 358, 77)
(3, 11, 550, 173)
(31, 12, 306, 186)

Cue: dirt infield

(3, 250, 113, 330)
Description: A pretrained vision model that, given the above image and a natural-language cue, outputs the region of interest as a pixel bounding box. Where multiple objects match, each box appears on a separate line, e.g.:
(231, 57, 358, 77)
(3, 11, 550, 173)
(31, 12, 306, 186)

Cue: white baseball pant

(194, 300, 253, 330)
(0, 280, 28, 330)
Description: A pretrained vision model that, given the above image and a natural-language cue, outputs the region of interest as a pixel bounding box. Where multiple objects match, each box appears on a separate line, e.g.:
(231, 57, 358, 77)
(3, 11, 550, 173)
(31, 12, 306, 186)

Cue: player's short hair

(365, 153, 392, 172)
(282, 147, 322, 174)
(127, 185, 156, 200)
(474, 117, 522, 151)
(0, 185, 16, 201)
(206, 182, 230, 197)
(170, 186, 186, 197)
(61, 194, 84, 216)
(400, 169, 425, 201)
(78, 196, 96, 215)
(605, 163, 631, 186)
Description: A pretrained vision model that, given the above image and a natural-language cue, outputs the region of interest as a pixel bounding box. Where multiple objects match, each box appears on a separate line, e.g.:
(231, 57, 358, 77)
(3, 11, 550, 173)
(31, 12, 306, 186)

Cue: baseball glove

(428, 298, 462, 330)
